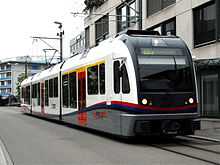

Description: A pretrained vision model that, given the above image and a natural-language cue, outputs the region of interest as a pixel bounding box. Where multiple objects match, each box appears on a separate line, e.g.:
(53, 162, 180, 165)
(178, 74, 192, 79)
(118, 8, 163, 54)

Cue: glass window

(62, 74, 69, 108)
(202, 74, 219, 116)
(26, 86, 31, 104)
(49, 79, 54, 97)
(114, 61, 120, 94)
(147, 0, 176, 16)
(99, 63, 105, 94)
(162, 0, 176, 8)
(69, 72, 77, 108)
(85, 27, 90, 49)
(45, 80, 49, 106)
(147, 0, 161, 16)
(95, 14, 109, 45)
(37, 83, 40, 106)
(87, 65, 99, 95)
(117, 1, 136, 32)
(121, 64, 130, 94)
(193, 1, 216, 46)
(147, 18, 176, 36)
(54, 77, 58, 97)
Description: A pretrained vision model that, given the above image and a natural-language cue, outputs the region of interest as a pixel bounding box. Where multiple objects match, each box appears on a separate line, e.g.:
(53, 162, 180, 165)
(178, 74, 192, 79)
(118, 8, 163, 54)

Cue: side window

(99, 63, 105, 94)
(114, 61, 120, 94)
(54, 77, 58, 97)
(49, 79, 54, 98)
(121, 64, 130, 94)
(87, 65, 98, 95)
(37, 83, 40, 106)
(62, 74, 69, 108)
(27, 86, 30, 104)
(45, 80, 49, 106)
(69, 72, 77, 108)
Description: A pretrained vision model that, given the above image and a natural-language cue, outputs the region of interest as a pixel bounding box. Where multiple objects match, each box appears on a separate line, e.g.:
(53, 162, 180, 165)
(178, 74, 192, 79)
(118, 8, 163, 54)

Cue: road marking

(0, 138, 13, 165)
(0, 141, 7, 165)
(186, 135, 220, 143)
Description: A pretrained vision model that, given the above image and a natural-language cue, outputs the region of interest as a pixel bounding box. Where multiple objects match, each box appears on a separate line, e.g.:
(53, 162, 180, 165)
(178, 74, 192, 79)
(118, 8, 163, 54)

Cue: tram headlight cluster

(141, 98, 152, 106)
(188, 98, 194, 104)
(185, 98, 194, 105)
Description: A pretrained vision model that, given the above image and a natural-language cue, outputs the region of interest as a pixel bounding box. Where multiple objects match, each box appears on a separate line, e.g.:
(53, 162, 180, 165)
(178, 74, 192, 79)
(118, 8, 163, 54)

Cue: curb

(0, 138, 13, 165)
(201, 118, 220, 123)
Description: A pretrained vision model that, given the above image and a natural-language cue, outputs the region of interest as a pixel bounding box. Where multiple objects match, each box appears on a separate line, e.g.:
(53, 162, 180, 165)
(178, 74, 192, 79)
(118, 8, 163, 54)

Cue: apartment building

(0, 56, 47, 96)
(70, 0, 219, 117)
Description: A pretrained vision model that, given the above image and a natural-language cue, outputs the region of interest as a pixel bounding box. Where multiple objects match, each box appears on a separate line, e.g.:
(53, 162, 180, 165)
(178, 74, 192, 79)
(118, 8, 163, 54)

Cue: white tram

(21, 30, 200, 137)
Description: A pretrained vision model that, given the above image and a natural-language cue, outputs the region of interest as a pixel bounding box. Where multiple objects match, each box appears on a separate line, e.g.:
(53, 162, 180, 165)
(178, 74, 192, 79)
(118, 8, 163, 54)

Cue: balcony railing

(0, 85, 11, 88)
(0, 68, 11, 72)
(0, 77, 11, 80)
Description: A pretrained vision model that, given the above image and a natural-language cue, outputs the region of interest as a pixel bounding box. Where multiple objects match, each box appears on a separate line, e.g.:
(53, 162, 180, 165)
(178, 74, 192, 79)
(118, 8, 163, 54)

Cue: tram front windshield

(137, 47, 193, 92)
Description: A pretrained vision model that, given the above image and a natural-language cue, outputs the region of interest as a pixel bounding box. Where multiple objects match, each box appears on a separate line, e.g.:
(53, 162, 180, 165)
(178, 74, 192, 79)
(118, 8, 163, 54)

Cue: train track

(150, 136, 220, 165)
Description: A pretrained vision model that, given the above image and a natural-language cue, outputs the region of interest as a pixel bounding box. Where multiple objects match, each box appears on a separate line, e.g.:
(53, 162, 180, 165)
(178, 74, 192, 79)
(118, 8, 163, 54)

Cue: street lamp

(54, 21, 64, 62)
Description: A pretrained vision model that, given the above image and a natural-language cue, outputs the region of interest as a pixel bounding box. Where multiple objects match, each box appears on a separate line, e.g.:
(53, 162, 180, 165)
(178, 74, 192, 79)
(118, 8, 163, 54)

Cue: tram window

(99, 63, 105, 94)
(49, 79, 54, 98)
(87, 65, 98, 95)
(45, 80, 49, 106)
(26, 86, 30, 104)
(62, 74, 69, 108)
(69, 72, 77, 108)
(121, 64, 130, 93)
(37, 83, 40, 106)
(32, 84, 36, 98)
(114, 61, 120, 94)
(21, 87, 25, 99)
(54, 77, 58, 97)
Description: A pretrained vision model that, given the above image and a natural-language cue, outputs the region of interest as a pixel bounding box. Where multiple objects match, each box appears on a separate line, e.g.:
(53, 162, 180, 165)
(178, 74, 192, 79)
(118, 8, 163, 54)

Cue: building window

(85, 27, 90, 49)
(69, 72, 77, 108)
(147, 17, 176, 35)
(99, 63, 105, 94)
(95, 14, 109, 45)
(87, 65, 98, 95)
(147, 0, 176, 16)
(193, 1, 216, 47)
(117, 1, 137, 32)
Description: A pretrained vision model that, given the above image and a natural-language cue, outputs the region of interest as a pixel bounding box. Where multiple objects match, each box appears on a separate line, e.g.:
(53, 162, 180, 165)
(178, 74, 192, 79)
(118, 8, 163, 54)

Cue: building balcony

(0, 69, 11, 72)
(0, 85, 11, 89)
(0, 77, 11, 81)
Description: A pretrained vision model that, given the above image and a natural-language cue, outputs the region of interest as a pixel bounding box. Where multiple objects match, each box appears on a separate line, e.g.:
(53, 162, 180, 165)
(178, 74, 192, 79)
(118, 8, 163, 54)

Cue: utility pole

(54, 21, 64, 62)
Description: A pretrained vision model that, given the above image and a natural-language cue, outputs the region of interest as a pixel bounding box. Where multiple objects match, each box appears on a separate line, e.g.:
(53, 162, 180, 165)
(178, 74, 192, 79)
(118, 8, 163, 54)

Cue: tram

(21, 30, 200, 137)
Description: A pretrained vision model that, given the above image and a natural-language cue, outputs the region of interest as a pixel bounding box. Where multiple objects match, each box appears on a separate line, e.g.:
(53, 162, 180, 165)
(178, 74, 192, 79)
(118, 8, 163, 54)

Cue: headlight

(189, 98, 194, 104)
(142, 99, 148, 105)
(1, 96, 7, 100)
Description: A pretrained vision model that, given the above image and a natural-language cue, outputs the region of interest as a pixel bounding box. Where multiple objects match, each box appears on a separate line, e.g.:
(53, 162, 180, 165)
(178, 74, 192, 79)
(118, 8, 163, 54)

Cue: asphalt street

(0, 106, 219, 165)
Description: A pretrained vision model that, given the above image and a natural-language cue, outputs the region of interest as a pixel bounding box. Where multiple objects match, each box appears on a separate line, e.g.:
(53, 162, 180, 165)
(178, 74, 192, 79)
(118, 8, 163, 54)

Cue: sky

(0, 0, 85, 61)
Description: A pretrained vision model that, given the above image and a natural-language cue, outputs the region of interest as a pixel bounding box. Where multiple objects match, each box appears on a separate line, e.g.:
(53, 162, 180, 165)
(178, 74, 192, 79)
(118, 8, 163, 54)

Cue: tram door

(40, 82, 45, 114)
(78, 71, 86, 110)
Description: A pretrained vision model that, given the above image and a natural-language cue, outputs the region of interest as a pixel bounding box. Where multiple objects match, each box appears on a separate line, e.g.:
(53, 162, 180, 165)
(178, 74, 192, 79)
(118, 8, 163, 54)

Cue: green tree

(16, 73, 26, 100)
(84, 0, 106, 11)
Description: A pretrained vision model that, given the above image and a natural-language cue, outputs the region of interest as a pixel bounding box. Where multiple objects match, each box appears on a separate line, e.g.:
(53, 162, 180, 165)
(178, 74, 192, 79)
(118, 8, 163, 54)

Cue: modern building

(70, 31, 85, 56)
(0, 56, 47, 96)
(70, 0, 220, 117)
